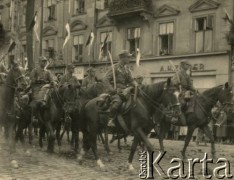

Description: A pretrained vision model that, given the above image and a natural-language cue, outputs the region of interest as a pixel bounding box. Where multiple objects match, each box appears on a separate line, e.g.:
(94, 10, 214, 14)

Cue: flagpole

(39, 0, 44, 56)
(93, 0, 98, 62)
(108, 51, 116, 90)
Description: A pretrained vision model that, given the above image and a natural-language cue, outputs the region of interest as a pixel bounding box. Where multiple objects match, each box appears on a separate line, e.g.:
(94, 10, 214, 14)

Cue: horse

(78, 78, 181, 171)
(0, 64, 28, 152)
(156, 82, 233, 160)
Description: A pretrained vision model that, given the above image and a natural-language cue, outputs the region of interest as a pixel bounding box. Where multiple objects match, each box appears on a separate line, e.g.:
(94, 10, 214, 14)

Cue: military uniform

(59, 64, 80, 113)
(103, 50, 137, 126)
(171, 60, 196, 125)
(59, 73, 80, 87)
(82, 67, 97, 89)
(103, 63, 135, 91)
(30, 57, 53, 106)
(171, 68, 195, 92)
(0, 64, 8, 85)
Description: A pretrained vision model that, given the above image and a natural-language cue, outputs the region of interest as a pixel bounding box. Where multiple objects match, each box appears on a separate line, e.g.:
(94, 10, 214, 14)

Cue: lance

(108, 50, 116, 90)
(169, 60, 182, 93)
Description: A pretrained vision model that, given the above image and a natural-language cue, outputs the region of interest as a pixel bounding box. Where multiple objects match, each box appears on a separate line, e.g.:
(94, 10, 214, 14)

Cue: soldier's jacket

(82, 76, 97, 88)
(103, 63, 135, 90)
(30, 67, 53, 85)
(0, 64, 7, 84)
(59, 73, 80, 87)
(171, 69, 195, 91)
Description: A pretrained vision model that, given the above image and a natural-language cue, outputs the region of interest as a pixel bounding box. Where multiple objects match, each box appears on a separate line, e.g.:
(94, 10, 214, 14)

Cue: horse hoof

(108, 151, 114, 155)
(99, 165, 107, 172)
(77, 156, 83, 165)
(119, 149, 122, 153)
(10, 160, 19, 169)
(97, 159, 105, 169)
(25, 150, 31, 157)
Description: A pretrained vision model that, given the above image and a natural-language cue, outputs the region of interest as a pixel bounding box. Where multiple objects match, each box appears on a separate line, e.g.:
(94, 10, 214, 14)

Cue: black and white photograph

(0, 0, 234, 179)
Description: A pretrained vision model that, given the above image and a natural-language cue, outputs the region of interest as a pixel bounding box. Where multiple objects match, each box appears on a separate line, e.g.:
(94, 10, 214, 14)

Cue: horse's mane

(202, 85, 223, 97)
(141, 81, 165, 100)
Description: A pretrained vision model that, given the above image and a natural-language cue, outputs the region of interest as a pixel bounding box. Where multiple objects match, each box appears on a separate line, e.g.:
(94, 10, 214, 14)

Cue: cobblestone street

(0, 133, 233, 180)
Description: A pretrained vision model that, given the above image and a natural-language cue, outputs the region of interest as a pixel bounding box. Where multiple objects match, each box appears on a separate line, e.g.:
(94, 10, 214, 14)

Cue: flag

(68, 0, 71, 14)
(63, 23, 71, 49)
(27, 11, 38, 32)
(34, 13, 40, 41)
(10, 0, 13, 18)
(136, 48, 141, 67)
(223, 8, 233, 24)
(99, 33, 109, 59)
(86, 31, 95, 56)
(96, 0, 105, 10)
(8, 41, 16, 53)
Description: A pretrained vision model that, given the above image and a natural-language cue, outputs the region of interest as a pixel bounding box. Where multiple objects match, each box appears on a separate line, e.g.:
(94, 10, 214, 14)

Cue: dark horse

(78, 78, 181, 170)
(157, 82, 233, 160)
(0, 65, 28, 152)
(38, 84, 81, 153)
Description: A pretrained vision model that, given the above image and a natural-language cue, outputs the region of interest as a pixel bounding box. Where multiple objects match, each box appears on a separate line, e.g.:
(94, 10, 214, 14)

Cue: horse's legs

(117, 132, 122, 153)
(104, 128, 111, 154)
(136, 128, 154, 152)
(181, 126, 196, 160)
(56, 122, 62, 148)
(39, 126, 44, 148)
(201, 124, 216, 159)
(127, 136, 139, 172)
(45, 122, 55, 153)
(28, 122, 33, 145)
(158, 124, 165, 152)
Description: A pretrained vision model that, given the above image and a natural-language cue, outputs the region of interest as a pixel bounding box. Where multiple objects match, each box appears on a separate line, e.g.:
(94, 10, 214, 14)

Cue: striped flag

(27, 11, 38, 32)
(136, 48, 141, 67)
(99, 33, 109, 60)
(63, 23, 71, 49)
(86, 31, 95, 56)
(10, 0, 13, 18)
(223, 8, 233, 24)
(34, 13, 40, 41)
(8, 41, 16, 53)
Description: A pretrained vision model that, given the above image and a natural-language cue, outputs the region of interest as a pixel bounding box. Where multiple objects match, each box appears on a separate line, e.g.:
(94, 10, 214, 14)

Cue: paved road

(0, 134, 233, 180)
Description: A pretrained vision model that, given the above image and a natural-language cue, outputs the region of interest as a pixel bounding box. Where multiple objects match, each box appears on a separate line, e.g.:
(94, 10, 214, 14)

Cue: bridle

(138, 84, 181, 116)
(5, 72, 26, 90)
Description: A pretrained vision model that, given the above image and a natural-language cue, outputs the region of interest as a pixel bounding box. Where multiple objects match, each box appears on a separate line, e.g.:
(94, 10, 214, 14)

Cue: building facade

(0, 0, 234, 90)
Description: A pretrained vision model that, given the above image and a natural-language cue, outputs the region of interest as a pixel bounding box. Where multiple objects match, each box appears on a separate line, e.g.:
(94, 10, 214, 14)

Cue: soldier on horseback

(171, 60, 196, 124)
(103, 50, 138, 127)
(30, 56, 54, 109)
(82, 67, 98, 89)
(59, 64, 80, 88)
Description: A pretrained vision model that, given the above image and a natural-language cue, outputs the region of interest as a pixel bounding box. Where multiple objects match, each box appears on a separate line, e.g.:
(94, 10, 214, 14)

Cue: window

(127, 27, 140, 55)
(104, 0, 109, 9)
(159, 22, 174, 56)
(194, 16, 213, 53)
(46, 0, 56, 21)
(74, 0, 85, 14)
(21, 6, 26, 26)
(43, 39, 55, 58)
(72, 35, 84, 63)
(99, 31, 112, 61)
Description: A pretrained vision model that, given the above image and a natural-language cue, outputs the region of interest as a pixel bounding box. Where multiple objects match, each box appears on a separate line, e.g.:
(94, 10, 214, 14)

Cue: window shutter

(74, 36, 79, 45)
(159, 24, 166, 35)
(207, 15, 213, 30)
(79, 35, 84, 44)
(167, 23, 174, 34)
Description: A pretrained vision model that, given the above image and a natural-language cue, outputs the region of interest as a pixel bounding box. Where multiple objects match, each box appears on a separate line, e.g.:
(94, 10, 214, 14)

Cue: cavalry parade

(0, 0, 234, 179)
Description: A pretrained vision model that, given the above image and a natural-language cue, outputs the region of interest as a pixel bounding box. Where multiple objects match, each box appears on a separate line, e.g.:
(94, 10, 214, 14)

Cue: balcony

(107, 0, 153, 20)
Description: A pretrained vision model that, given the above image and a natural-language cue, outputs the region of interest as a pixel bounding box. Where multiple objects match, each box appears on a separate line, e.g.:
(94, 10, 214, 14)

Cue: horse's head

(160, 78, 181, 117)
(218, 82, 233, 112)
(6, 65, 28, 91)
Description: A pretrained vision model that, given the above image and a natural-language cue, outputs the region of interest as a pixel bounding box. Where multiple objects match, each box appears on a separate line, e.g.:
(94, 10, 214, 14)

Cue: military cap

(136, 75, 144, 79)
(86, 67, 95, 73)
(180, 60, 191, 66)
(38, 56, 48, 62)
(66, 64, 75, 70)
(118, 50, 132, 58)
